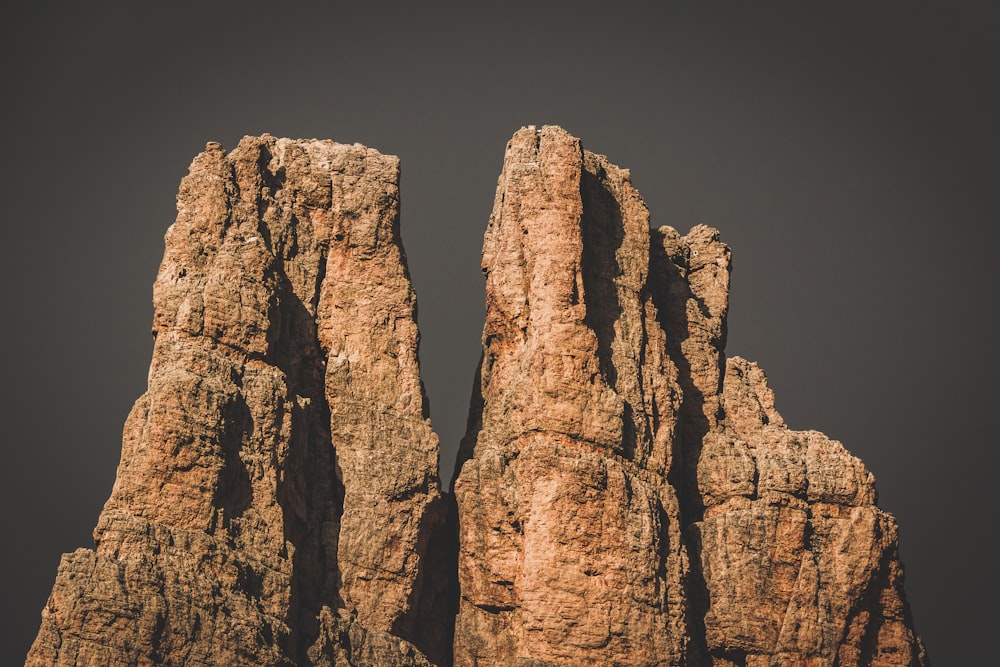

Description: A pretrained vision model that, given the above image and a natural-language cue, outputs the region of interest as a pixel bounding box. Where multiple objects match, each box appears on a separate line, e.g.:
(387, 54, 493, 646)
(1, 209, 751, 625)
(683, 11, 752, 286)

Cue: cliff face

(452, 126, 928, 667)
(452, 127, 690, 665)
(26, 136, 450, 667)
(28, 128, 926, 667)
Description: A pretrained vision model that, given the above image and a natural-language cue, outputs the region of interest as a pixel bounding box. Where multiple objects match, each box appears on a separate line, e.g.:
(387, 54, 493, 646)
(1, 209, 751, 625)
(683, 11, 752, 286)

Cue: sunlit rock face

(452, 125, 928, 667)
(28, 128, 926, 667)
(26, 136, 451, 667)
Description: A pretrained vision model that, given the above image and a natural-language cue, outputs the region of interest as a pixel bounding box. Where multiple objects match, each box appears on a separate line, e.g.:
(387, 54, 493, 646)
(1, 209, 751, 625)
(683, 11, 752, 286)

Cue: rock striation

(28, 127, 927, 667)
(27, 136, 451, 667)
(452, 126, 928, 666)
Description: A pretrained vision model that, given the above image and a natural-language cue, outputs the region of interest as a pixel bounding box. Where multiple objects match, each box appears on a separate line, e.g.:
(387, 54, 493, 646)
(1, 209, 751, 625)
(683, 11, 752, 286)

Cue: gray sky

(2, 2, 997, 663)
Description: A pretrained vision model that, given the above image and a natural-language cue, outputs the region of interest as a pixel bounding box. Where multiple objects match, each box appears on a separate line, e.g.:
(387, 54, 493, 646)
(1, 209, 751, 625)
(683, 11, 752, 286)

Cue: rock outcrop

(27, 136, 451, 667)
(452, 126, 928, 666)
(28, 127, 927, 667)
(452, 127, 690, 666)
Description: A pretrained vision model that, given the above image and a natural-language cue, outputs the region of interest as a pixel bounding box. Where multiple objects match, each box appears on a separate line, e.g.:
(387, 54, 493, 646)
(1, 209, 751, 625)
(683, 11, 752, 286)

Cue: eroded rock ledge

(28, 128, 927, 667)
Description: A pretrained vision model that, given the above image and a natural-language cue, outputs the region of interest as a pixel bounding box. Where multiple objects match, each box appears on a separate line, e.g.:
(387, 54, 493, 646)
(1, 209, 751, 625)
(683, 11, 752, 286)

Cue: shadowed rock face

(28, 128, 926, 667)
(26, 136, 451, 667)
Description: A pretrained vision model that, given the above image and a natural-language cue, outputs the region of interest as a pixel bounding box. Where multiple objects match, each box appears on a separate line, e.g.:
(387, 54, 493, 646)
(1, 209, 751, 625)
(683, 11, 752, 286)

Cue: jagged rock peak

(28, 128, 927, 667)
(26, 136, 452, 667)
(453, 124, 928, 666)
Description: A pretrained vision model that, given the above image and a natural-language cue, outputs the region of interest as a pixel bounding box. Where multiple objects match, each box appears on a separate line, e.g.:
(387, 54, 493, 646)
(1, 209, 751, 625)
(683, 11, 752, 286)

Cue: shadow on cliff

(216, 395, 254, 526)
(581, 166, 638, 459)
(269, 269, 345, 664)
(392, 491, 459, 667)
(649, 230, 718, 666)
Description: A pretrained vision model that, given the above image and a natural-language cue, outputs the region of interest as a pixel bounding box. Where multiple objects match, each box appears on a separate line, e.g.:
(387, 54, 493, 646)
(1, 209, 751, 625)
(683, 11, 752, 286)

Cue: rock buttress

(453, 125, 928, 667)
(651, 226, 929, 667)
(452, 126, 691, 666)
(26, 136, 452, 667)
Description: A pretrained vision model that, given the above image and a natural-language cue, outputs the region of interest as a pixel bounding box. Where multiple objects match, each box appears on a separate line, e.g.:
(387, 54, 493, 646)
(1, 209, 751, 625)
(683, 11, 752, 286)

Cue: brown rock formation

(28, 127, 927, 667)
(27, 136, 450, 667)
(452, 125, 928, 666)
(452, 126, 690, 666)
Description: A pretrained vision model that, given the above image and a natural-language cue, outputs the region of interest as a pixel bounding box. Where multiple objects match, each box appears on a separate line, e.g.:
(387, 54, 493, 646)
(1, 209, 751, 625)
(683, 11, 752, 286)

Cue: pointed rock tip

(654, 224, 727, 243)
(686, 223, 723, 240)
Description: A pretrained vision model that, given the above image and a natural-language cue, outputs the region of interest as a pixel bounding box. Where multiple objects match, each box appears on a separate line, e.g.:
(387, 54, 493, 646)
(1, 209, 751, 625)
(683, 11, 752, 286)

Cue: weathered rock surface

(29, 127, 926, 667)
(27, 136, 450, 666)
(453, 126, 928, 666)
(452, 126, 690, 666)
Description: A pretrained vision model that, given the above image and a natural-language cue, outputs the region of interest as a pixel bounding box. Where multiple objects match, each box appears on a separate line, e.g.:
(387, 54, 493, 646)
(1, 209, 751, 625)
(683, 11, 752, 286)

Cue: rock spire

(28, 128, 927, 667)
(452, 126, 928, 666)
(27, 136, 452, 667)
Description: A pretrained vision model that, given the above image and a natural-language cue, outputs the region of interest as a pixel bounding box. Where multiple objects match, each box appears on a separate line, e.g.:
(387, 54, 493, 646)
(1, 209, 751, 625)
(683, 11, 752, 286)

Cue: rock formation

(28, 127, 927, 667)
(26, 136, 451, 667)
(452, 126, 928, 666)
(452, 127, 691, 665)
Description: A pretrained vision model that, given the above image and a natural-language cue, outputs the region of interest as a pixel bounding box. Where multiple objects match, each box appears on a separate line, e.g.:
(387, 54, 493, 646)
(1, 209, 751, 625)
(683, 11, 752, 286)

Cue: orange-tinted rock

(28, 127, 927, 667)
(684, 356, 928, 666)
(453, 126, 690, 666)
(454, 125, 928, 667)
(26, 137, 449, 667)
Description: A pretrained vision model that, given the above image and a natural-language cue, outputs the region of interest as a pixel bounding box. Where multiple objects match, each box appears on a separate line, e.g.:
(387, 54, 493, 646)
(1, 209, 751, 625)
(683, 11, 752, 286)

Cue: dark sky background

(2, 2, 997, 664)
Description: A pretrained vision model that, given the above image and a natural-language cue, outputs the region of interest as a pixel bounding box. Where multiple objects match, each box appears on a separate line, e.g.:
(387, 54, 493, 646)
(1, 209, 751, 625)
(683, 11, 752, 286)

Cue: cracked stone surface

(452, 125, 928, 667)
(26, 136, 450, 667)
(28, 128, 926, 667)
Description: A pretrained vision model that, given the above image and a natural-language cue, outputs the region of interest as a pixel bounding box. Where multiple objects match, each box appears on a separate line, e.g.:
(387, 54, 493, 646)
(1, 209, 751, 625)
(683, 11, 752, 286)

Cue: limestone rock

(684, 357, 926, 666)
(26, 136, 449, 666)
(453, 125, 928, 666)
(453, 126, 691, 666)
(28, 127, 927, 667)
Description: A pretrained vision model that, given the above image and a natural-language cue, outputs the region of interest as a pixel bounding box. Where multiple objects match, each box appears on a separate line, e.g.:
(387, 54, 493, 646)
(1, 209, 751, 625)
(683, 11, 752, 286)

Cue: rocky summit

(27, 127, 928, 666)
